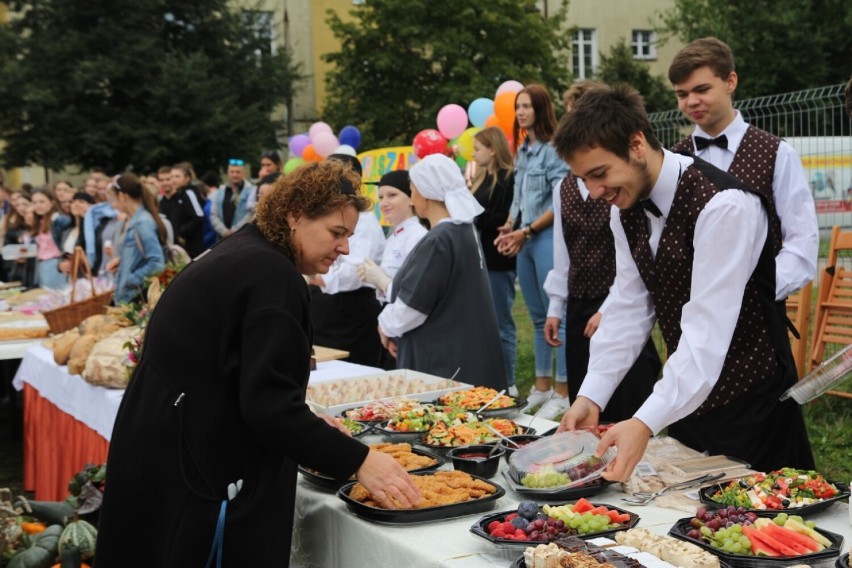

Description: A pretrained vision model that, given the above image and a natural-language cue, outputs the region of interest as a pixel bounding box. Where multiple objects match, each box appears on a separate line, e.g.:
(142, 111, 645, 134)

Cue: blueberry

(517, 501, 539, 520)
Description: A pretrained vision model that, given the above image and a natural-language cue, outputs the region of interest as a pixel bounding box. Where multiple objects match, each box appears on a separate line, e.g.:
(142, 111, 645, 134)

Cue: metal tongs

(475, 388, 506, 418)
(481, 420, 522, 448)
(621, 472, 726, 505)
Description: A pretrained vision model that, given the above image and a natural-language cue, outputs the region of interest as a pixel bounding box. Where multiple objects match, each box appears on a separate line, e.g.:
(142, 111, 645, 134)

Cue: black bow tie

(640, 199, 662, 218)
(694, 134, 728, 151)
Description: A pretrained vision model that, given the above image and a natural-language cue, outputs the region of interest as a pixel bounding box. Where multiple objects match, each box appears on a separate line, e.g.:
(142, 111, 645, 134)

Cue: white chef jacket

(579, 150, 768, 435)
(688, 111, 817, 300)
(377, 215, 428, 302)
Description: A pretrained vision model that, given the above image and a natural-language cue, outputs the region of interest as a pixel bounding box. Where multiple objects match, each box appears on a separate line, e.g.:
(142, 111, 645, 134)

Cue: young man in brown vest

(553, 83, 814, 481)
(669, 38, 818, 304)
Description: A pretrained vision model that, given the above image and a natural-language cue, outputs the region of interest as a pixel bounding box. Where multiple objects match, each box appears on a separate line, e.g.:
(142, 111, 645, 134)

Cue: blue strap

(204, 500, 227, 568)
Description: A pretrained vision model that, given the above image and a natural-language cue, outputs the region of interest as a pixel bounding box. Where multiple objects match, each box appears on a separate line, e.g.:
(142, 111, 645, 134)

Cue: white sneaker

(508, 385, 520, 398)
(538, 394, 571, 421)
(525, 388, 554, 411)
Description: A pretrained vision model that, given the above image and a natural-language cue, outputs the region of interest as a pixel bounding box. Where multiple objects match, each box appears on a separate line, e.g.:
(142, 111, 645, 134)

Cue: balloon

(283, 158, 304, 174)
(467, 98, 494, 128)
(333, 144, 357, 157)
(457, 127, 481, 162)
(484, 114, 500, 129)
(412, 129, 448, 159)
(302, 144, 321, 162)
(312, 131, 340, 157)
(436, 103, 468, 139)
(309, 121, 333, 141)
(494, 91, 517, 135)
(338, 125, 362, 149)
(289, 133, 310, 159)
(454, 153, 467, 170)
(496, 80, 524, 96)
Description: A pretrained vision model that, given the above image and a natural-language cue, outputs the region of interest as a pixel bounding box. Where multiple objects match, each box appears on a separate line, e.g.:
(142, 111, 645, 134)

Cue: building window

(572, 29, 597, 79)
(632, 30, 656, 60)
(242, 10, 276, 57)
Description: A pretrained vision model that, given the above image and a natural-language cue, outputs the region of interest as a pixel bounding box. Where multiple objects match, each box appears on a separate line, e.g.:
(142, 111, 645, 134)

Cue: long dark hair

(112, 173, 168, 245)
(30, 188, 59, 235)
(513, 84, 558, 154)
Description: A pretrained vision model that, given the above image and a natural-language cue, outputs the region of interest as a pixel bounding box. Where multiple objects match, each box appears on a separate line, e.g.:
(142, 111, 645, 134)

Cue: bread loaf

(67, 334, 99, 375)
(52, 328, 80, 366)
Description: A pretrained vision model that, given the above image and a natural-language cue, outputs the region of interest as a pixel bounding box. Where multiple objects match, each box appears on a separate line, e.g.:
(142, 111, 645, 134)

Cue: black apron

(310, 286, 383, 368)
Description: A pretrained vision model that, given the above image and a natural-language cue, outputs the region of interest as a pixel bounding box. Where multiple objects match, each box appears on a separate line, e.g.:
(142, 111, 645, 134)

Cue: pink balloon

(309, 121, 333, 142)
(436, 104, 469, 140)
(496, 80, 524, 96)
(313, 131, 340, 157)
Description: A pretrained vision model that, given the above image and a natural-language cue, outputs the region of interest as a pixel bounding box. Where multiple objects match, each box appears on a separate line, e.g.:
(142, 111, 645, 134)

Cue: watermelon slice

(743, 525, 800, 556)
(572, 498, 594, 513)
(742, 525, 780, 556)
(761, 522, 823, 552)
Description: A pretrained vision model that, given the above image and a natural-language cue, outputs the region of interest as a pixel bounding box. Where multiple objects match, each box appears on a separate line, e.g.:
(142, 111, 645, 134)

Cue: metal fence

(650, 83, 852, 232)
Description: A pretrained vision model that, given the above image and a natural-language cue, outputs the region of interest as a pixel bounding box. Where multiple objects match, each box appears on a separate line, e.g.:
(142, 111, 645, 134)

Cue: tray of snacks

(669, 510, 844, 567)
(371, 404, 473, 440)
(512, 534, 733, 568)
(298, 443, 443, 491)
(508, 431, 614, 489)
(471, 498, 639, 547)
(500, 468, 608, 501)
(436, 386, 528, 417)
(337, 416, 372, 437)
(699, 468, 849, 515)
(337, 470, 505, 523)
(416, 418, 532, 454)
(337, 397, 433, 424)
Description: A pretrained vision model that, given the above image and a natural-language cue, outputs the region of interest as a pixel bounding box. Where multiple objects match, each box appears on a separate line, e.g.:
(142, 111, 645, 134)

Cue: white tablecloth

(291, 415, 852, 568)
(12, 345, 384, 441)
(0, 338, 44, 360)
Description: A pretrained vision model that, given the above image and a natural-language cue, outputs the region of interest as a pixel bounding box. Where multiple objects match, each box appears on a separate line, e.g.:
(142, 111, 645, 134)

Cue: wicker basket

(42, 247, 114, 334)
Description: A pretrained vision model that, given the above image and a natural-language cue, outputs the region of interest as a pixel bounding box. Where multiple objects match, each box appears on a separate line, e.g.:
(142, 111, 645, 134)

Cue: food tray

(416, 424, 536, 455)
(372, 420, 432, 441)
(508, 431, 613, 489)
(298, 447, 444, 491)
(836, 552, 849, 568)
(336, 472, 505, 523)
(470, 503, 639, 547)
(306, 369, 472, 415)
(500, 468, 608, 501)
(509, 554, 734, 568)
(668, 517, 844, 567)
(431, 396, 529, 418)
(699, 480, 849, 517)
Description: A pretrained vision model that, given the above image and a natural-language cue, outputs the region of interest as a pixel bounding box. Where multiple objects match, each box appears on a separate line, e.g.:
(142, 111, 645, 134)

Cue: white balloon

(333, 144, 357, 157)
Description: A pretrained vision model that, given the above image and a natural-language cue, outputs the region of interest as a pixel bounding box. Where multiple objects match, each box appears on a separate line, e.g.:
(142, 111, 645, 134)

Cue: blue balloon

(339, 125, 362, 150)
(467, 98, 494, 128)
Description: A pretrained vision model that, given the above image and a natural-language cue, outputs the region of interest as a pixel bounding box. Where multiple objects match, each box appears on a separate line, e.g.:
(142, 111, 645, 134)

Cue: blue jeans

(517, 226, 567, 382)
(488, 269, 517, 387)
(36, 257, 68, 290)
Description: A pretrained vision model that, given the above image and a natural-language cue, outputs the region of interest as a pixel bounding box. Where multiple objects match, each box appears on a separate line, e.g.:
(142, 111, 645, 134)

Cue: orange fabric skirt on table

(23, 384, 110, 501)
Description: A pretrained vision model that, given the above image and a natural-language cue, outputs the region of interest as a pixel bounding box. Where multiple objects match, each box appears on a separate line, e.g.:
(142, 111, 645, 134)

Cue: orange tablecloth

(23, 384, 110, 500)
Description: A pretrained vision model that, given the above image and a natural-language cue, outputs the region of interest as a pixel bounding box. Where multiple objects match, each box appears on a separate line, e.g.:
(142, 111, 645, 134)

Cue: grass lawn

(510, 291, 852, 481)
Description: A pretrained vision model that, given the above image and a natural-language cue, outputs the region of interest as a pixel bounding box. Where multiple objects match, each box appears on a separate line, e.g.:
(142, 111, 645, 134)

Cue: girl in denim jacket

(496, 84, 569, 416)
(31, 189, 71, 290)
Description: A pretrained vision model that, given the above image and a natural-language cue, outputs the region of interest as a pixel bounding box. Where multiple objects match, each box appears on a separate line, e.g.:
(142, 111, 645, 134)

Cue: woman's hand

(544, 317, 562, 347)
(596, 419, 652, 482)
(378, 326, 397, 358)
(105, 257, 120, 274)
(356, 450, 420, 509)
(557, 396, 600, 433)
(495, 230, 526, 257)
(317, 414, 352, 437)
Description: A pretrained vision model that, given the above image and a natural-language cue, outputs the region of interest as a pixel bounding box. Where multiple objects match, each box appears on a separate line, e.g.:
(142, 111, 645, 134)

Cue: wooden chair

(786, 281, 812, 379)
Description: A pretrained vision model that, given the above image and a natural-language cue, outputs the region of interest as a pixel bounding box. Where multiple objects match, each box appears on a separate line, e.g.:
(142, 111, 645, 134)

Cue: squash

(51, 544, 91, 568)
(8, 524, 62, 568)
(20, 522, 46, 535)
(18, 501, 75, 527)
(58, 520, 96, 561)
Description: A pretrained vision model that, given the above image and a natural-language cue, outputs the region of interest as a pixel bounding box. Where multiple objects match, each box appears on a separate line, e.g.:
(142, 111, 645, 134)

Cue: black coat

(95, 224, 369, 567)
(159, 185, 206, 258)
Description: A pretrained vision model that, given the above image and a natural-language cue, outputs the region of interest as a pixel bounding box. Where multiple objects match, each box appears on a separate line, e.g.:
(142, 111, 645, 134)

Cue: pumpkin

(8, 524, 62, 568)
(58, 520, 96, 561)
(20, 522, 46, 535)
(51, 543, 92, 568)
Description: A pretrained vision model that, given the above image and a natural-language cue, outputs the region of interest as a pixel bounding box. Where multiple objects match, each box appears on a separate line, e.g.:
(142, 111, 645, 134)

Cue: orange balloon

(494, 91, 517, 131)
(302, 144, 321, 162)
(484, 114, 500, 129)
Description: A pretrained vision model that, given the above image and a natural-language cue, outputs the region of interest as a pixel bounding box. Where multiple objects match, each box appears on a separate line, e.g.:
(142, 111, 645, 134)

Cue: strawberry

(501, 522, 515, 533)
(514, 529, 526, 539)
(505, 513, 518, 521)
(492, 529, 505, 538)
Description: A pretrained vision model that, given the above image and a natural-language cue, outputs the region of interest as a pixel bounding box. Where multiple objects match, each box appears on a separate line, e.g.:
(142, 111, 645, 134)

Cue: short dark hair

(261, 149, 282, 166)
(553, 83, 662, 163)
(72, 191, 95, 204)
(668, 37, 735, 85)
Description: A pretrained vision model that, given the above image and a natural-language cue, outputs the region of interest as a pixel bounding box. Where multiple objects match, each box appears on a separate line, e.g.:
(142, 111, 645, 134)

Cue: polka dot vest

(672, 125, 783, 254)
(619, 160, 779, 414)
(560, 176, 615, 299)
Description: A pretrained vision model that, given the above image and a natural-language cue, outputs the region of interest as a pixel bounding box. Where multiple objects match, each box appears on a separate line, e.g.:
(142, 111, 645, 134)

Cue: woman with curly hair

(96, 160, 419, 567)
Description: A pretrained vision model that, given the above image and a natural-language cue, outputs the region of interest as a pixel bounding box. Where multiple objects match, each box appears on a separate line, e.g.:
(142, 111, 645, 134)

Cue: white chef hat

(409, 154, 484, 224)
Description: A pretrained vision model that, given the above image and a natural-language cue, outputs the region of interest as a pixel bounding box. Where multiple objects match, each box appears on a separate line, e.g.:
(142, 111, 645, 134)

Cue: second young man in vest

(553, 84, 813, 481)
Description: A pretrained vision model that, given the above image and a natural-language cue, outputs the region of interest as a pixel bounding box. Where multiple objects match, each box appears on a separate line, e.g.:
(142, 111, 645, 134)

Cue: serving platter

(699, 480, 849, 517)
(499, 468, 608, 501)
(298, 446, 443, 491)
(336, 471, 505, 523)
(416, 424, 536, 455)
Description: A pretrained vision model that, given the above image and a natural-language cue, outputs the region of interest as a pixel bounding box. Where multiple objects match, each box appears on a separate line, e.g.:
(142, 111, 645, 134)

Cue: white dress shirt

(544, 177, 615, 320)
(377, 216, 428, 302)
(579, 150, 769, 435)
(690, 111, 818, 299)
(319, 211, 386, 294)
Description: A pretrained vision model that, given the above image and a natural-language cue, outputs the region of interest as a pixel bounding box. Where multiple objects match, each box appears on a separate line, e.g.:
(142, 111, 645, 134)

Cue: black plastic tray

(668, 517, 844, 567)
(509, 554, 734, 568)
(699, 480, 850, 517)
(336, 472, 505, 523)
(372, 420, 433, 441)
(499, 468, 608, 501)
(836, 552, 849, 568)
(416, 424, 536, 455)
(470, 502, 639, 547)
(298, 447, 443, 491)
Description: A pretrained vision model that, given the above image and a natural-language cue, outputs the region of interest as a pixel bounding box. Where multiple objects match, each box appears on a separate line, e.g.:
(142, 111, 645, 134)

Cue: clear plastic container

(780, 343, 852, 404)
(507, 430, 614, 490)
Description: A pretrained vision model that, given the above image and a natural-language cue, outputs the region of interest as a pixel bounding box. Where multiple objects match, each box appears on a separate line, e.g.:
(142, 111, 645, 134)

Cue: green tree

(0, 0, 301, 173)
(595, 41, 673, 114)
(658, 0, 852, 98)
(323, 0, 571, 149)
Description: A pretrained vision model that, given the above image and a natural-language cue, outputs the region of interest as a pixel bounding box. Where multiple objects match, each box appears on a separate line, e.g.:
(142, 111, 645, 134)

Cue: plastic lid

(781, 343, 852, 404)
(508, 431, 614, 489)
